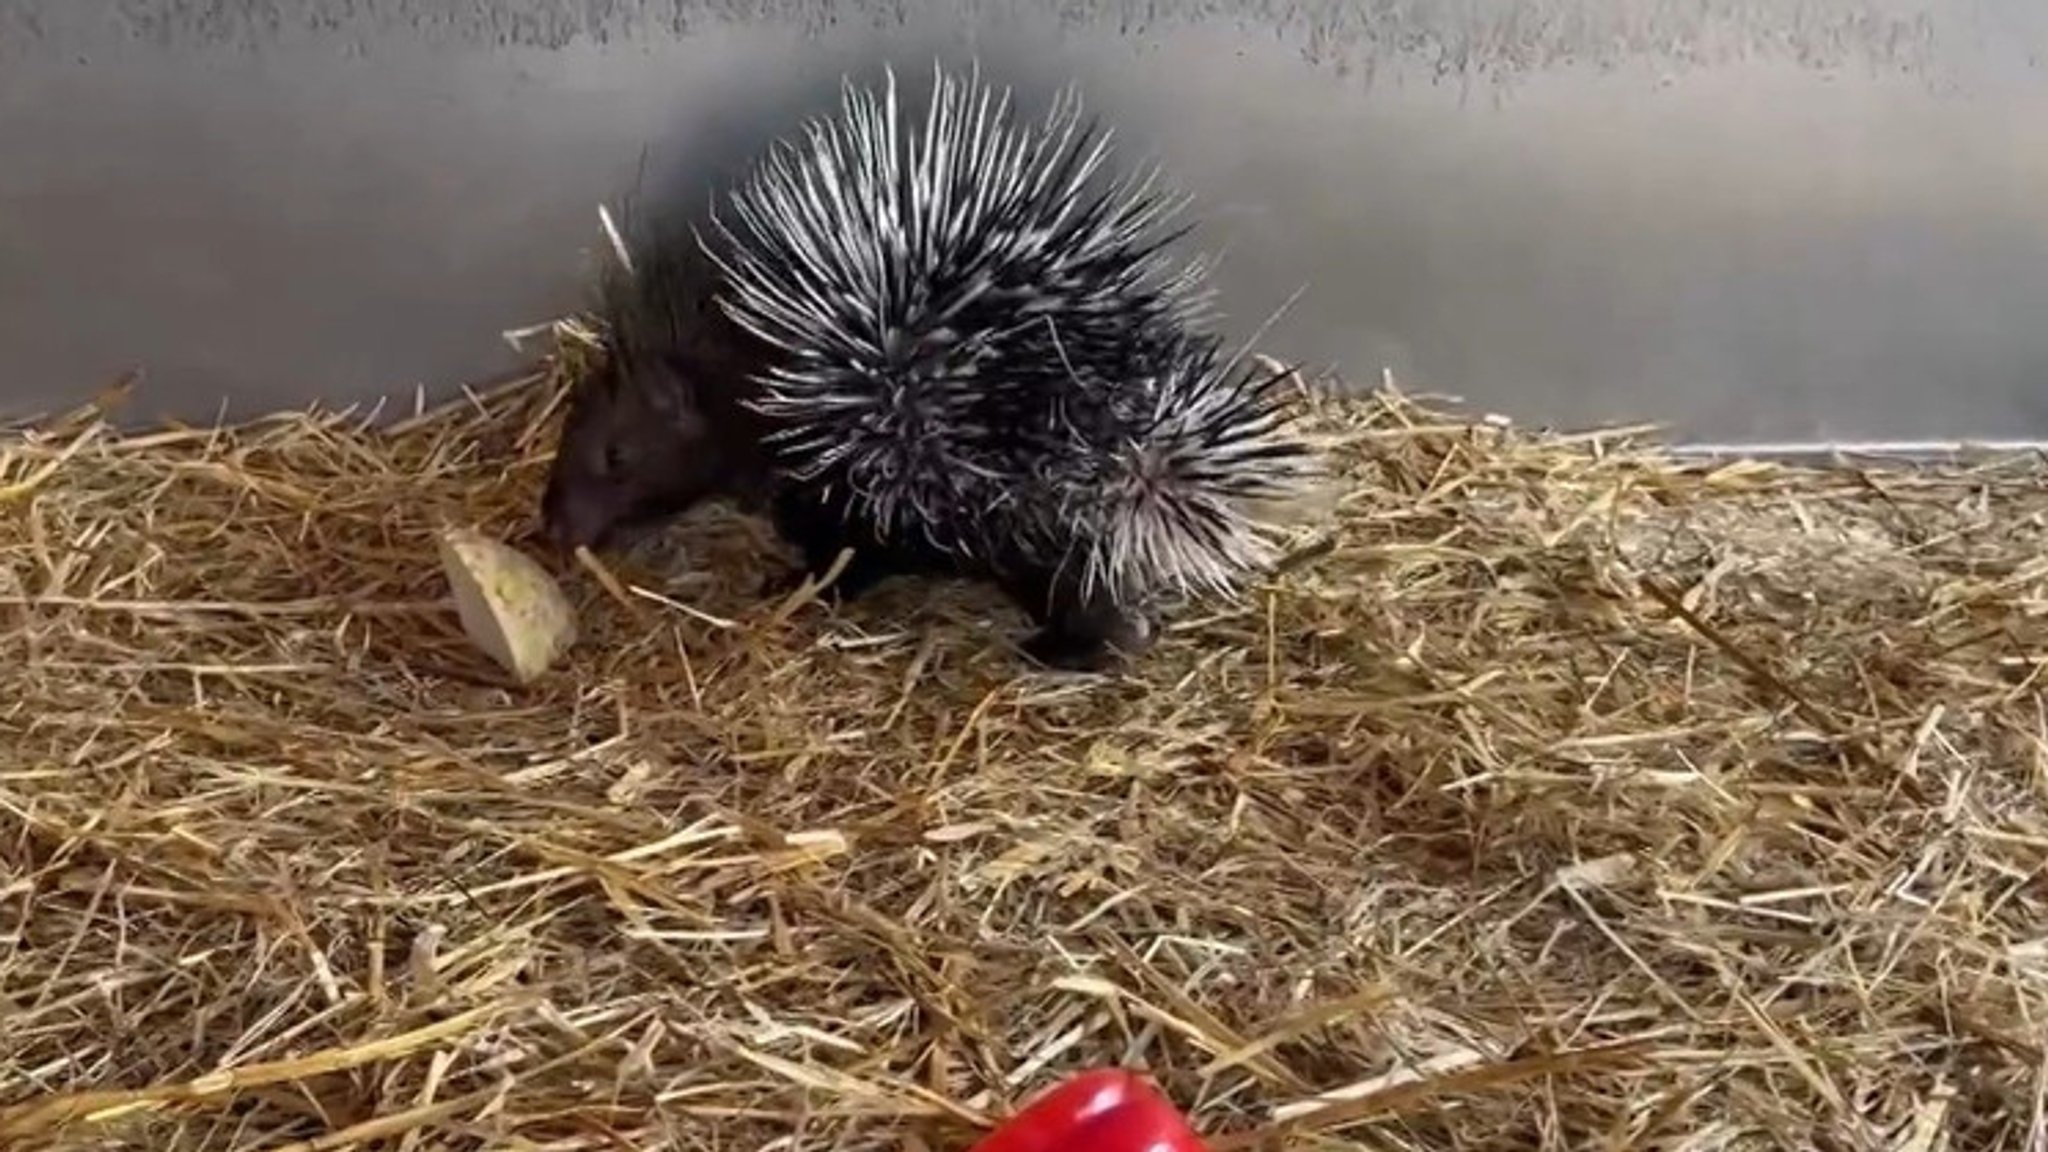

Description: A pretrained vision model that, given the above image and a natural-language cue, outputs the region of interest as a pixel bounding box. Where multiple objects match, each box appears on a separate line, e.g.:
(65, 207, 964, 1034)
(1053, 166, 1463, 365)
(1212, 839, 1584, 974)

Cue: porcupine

(538, 61, 1320, 670)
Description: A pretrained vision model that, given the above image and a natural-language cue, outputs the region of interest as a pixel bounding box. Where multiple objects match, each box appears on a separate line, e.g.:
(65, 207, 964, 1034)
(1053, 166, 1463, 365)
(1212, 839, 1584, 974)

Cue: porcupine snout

(537, 409, 733, 557)
(536, 430, 638, 557)
(536, 464, 622, 556)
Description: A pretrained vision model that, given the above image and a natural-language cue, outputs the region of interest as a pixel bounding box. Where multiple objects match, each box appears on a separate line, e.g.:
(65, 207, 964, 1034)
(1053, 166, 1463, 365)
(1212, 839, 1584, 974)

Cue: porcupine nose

(534, 513, 574, 555)
(536, 486, 594, 556)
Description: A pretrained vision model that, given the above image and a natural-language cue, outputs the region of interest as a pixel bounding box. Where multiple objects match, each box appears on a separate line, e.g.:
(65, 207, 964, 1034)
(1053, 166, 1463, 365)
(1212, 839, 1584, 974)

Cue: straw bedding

(2, 349, 2045, 1152)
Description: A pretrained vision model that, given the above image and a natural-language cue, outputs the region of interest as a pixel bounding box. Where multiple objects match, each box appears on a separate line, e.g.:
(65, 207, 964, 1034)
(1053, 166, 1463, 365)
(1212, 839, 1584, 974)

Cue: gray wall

(1, 2, 2043, 444)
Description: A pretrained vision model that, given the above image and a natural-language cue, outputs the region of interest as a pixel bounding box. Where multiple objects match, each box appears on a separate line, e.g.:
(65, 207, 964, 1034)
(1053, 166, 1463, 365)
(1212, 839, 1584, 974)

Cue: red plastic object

(967, 1069, 1211, 1152)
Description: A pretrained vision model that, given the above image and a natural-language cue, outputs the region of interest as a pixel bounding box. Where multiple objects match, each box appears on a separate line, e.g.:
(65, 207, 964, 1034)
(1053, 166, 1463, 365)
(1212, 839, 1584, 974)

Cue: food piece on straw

(435, 525, 579, 683)
(967, 1069, 1210, 1152)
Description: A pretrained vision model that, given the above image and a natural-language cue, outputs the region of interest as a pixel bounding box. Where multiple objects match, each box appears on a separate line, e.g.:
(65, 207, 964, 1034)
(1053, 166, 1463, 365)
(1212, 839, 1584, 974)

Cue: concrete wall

(1, 1, 2043, 445)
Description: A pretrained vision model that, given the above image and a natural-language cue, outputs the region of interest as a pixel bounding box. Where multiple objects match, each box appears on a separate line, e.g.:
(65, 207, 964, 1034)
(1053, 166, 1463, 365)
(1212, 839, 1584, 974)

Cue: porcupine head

(537, 228, 775, 556)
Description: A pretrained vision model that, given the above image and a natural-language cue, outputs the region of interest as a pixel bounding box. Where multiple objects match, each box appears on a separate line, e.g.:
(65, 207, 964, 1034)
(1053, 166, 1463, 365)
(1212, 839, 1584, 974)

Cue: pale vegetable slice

(435, 526, 579, 683)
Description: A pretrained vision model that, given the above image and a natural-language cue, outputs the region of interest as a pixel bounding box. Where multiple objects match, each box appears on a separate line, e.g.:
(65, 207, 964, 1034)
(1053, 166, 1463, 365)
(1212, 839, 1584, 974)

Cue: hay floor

(3, 363, 2047, 1152)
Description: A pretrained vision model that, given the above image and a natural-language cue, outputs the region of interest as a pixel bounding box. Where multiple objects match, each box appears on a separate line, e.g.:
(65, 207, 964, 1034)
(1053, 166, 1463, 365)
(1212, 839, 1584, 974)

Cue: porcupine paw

(1019, 612, 1154, 673)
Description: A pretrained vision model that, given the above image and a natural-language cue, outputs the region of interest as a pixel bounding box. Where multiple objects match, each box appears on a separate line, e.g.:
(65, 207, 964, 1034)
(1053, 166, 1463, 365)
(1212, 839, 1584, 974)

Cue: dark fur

(537, 237, 775, 554)
(537, 227, 1153, 671)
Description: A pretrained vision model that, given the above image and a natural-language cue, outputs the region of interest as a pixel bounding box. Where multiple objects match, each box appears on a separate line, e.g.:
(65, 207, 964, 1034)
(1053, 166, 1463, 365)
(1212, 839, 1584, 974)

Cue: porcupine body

(540, 61, 1319, 670)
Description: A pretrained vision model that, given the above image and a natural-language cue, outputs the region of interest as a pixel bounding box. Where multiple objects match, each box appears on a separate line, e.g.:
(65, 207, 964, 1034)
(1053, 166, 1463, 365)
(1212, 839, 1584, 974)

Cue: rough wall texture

(0, 1, 2042, 441)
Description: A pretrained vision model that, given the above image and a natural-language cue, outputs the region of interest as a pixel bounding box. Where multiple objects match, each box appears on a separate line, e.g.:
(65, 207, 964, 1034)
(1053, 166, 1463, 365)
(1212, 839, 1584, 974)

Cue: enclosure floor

(2, 368, 2044, 1151)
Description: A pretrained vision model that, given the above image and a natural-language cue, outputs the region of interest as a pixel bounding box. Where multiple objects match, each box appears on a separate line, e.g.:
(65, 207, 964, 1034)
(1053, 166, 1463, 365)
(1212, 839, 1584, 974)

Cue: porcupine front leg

(999, 564, 1156, 672)
(766, 487, 921, 602)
